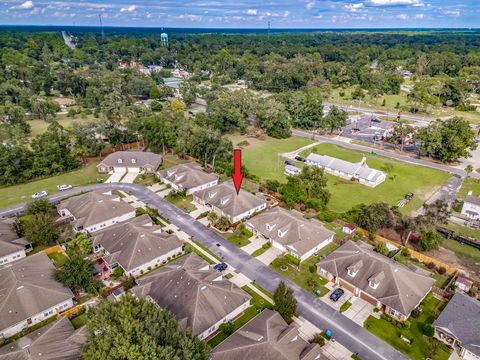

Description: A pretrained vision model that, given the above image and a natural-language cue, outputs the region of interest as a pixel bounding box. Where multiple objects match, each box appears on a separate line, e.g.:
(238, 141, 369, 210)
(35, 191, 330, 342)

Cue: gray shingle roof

(317, 240, 434, 316)
(98, 151, 162, 170)
(210, 309, 324, 360)
(132, 253, 251, 335)
(91, 214, 183, 272)
(158, 162, 218, 191)
(57, 191, 134, 230)
(246, 208, 334, 257)
(433, 293, 480, 356)
(0, 253, 74, 332)
(465, 195, 480, 206)
(0, 318, 85, 360)
(193, 182, 266, 220)
(0, 218, 28, 258)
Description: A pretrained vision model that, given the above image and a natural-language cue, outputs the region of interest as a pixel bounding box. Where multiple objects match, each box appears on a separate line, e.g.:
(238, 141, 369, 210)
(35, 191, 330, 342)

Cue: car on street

(284, 160, 295, 166)
(57, 184, 73, 191)
(32, 191, 48, 199)
(295, 156, 306, 162)
(213, 263, 228, 271)
(329, 288, 344, 302)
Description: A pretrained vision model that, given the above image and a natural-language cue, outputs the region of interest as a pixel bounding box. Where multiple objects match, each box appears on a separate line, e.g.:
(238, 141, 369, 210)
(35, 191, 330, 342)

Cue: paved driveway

(342, 297, 375, 326)
(241, 235, 268, 255)
(105, 171, 125, 183)
(0, 183, 408, 360)
(256, 247, 282, 265)
(121, 172, 139, 183)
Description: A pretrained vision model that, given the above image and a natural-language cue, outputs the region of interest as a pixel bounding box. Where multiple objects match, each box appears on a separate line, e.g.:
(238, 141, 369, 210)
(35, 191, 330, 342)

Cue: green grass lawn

(28, 113, 97, 137)
(323, 222, 346, 241)
(47, 252, 68, 266)
(271, 255, 330, 297)
(0, 162, 108, 208)
(442, 238, 480, 262)
(225, 226, 253, 247)
(252, 247, 268, 257)
(227, 134, 315, 182)
(70, 313, 89, 329)
(442, 222, 480, 240)
(207, 285, 273, 349)
(364, 293, 451, 360)
(164, 194, 196, 213)
(458, 178, 480, 199)
(301, 144, 450, 214)
(340, 301, 352, 313)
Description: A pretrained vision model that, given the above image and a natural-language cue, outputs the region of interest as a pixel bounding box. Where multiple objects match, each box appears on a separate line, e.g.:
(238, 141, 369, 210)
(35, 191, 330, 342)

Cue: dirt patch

(427, 247, 480, 281)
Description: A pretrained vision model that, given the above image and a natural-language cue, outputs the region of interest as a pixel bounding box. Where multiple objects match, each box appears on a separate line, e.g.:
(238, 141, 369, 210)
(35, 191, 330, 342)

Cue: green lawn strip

(316, 242, 340, 258)
(364, 293, 451, 360)
(47, 252, 69, 266)
(250, 282, 274, 301)
(251, 247, 267, 257)
(458, 178, 480, 199)
(70, 313, 89, 329)
(134, 173, 159, 186)
(187, 240, 222, 264)
(431, 273, 451, 289)
(442, 222, 480, 240)
(323, 222, 346, 241)
(164, 194, 196, 213)
(0, 162, 107, 208)
(340, 301, 352, 313)
(227, 134, 315, 182)
(207, 286, 273, 349)
(441, 238, 480, 262)
(271, 256, 330, 297)
(300, 143, 449, 214)
(224, 227, 253, 248)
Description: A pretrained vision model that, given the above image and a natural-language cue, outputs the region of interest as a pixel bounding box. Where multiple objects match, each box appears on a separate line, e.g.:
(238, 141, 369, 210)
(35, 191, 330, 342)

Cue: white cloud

(414, 13, 425, 19)
(13, 1, 34, 9)
(396, 13, 409, 19)
(344, 3, 364, 12)
(246, 9, 257, 15)
(177, 14, 202, 21)
(120, 5, 137, 12)
(369, 0, 422, 5)
(444, 10, 460, 17)
(306, 1, 316, 10)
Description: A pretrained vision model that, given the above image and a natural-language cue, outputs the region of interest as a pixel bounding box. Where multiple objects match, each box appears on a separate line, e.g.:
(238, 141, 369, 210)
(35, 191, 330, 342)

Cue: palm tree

(465, 164, 473, 178)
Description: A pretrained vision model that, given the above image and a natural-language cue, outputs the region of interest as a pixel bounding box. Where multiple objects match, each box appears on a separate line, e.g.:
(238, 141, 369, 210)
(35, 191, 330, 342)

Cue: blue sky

(0, 0, 478, 28)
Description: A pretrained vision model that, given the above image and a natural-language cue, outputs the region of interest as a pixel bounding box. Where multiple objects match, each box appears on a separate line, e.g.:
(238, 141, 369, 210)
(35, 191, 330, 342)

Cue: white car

(57, 184, 73, 191)
(32, 191, 48, 199)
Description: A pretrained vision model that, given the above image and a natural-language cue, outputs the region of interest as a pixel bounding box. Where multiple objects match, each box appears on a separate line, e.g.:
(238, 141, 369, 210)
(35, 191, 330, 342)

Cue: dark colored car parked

(330, 288, 345, 302)
(295, 156, 306, 162)
(213, 263, 228, 271)
(284, 160, 295, 166)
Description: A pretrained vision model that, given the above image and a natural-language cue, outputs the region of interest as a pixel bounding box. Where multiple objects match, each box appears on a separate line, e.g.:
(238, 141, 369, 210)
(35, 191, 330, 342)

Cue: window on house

(369, 281, 379, 289)
(347, 269, 358, 277)
(389, 308, 399, 317)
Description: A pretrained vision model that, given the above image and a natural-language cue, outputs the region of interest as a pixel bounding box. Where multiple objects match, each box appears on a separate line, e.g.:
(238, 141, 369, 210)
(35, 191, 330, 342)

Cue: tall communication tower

(268, 21, 271, 38)
(98, 14, 105, 40)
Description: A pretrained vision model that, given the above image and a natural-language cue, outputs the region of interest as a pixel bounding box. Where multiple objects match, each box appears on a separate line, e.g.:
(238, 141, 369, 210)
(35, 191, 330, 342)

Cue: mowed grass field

(229, 135, 449, 214)
(228, 134, 315, 182)
(28, 113, 97, 137)
(301, 144, 450, 213)
(0, 162, 107, 208)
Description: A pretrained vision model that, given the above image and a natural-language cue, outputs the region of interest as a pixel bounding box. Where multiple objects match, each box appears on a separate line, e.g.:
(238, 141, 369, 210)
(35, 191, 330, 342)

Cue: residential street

(0, 183, 408, 360)
(292, 129, 479, 179)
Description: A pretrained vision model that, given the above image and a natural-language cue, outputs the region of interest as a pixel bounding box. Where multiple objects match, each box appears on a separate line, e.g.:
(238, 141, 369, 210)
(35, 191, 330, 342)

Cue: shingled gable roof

(98, 151, 162, 169)
(210, 309, 324, 360)
(433, 293, 480, 356)
(317, 240, 434, 316)
(158, 162, 218, 191)
(90, 214, 183, 272)
(0, 218, 28, 258)
(57, 191, 134, 230)
(0, 253, 73, 332)
(132, 253, 251, 335)
(0, 317, 85, 360)
(193, 182, 266, 219)
(465, 195, 480, 206)
(246, 207, 334, 256)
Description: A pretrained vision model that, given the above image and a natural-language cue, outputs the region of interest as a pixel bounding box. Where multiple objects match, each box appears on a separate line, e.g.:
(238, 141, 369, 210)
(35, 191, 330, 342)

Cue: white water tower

(161, 32, 168, 46)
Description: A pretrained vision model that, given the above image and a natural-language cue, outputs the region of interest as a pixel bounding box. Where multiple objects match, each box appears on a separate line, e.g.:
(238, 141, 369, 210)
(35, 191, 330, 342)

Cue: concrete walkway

(240, 235, 268, 255)
(256, 247, 282, 265)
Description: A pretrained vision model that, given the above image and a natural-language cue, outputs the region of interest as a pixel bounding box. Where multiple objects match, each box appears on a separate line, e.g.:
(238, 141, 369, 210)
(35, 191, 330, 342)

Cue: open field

(227, 135, 315, 182)
(300, 144, 450, 213)
(443, 222, 480, 241)
(458, 178, 480, 199)
(0, 162, 107, 208)
(442, 238, 480, 262)
(28, 113, 97, 137)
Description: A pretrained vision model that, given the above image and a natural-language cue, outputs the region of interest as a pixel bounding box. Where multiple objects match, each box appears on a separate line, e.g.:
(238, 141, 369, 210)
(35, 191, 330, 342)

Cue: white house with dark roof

(90, 214, 184, 276)
(57, 191, 135, 233)
(193, 182, 267, 223)
(0, 218, 31, 266)
(0, 253, 74, 340)
(306, 153, 386, 187)
(433, 293, 480, 360)
(133, 253, 251, 340)
(246, 207, 334, 262)
(97, 151, 162, 174)
(461, 193, 480, 220)
(157, 162, 219, 195)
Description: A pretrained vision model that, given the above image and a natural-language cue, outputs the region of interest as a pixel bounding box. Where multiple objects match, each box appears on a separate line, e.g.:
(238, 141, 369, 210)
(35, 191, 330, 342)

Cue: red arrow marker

(232, 149, 244, 195)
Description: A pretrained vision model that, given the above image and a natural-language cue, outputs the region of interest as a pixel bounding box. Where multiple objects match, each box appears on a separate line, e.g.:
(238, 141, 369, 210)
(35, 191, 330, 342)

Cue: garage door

(339, 279, 355, 293)
(360, 291, 378, 306)
(127, 167, 140, 173)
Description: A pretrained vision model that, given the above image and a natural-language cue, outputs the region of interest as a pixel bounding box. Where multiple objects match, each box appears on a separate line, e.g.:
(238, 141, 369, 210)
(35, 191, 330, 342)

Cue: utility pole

(268, 21, 271, 38)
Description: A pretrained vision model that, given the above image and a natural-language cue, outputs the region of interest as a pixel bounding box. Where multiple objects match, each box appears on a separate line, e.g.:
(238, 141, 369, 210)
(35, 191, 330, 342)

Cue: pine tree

(273, 281, 297, 324)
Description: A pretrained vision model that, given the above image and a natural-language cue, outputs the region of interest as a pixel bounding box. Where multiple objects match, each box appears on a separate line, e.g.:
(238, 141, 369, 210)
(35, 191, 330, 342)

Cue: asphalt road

(292, 129, 479, 180)
(0, 183, 408, 360)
